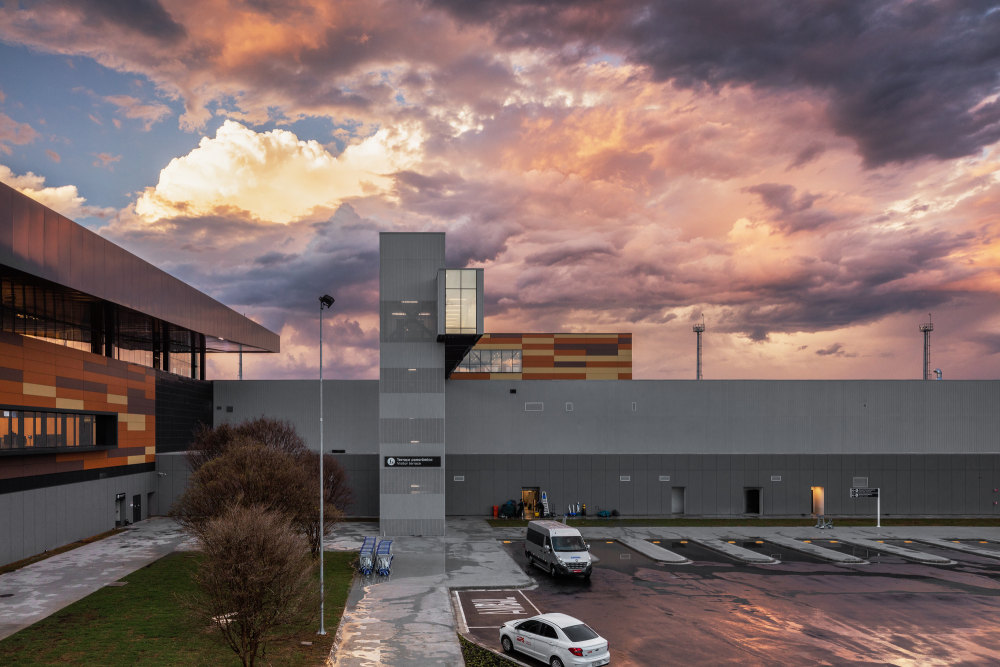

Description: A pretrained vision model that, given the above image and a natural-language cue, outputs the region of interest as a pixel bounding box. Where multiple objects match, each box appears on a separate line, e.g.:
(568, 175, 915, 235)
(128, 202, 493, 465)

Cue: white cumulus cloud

(133, 120, 422, 224)
(0, 164, 114, 219)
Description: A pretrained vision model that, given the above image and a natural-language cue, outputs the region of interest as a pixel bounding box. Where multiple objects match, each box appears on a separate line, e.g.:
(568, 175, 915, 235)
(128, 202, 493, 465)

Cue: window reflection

(454, 349, 522, 373)
(0, 409, 100, 451)
(444, 269, 478, 334)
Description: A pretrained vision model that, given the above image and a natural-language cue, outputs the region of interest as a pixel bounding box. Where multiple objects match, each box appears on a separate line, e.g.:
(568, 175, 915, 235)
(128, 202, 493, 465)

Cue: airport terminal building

(0, 182, 277, 565)
(3, 186, 999, 563)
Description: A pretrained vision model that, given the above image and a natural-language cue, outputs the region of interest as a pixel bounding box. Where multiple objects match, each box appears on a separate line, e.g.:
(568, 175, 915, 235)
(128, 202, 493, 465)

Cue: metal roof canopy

(0, 182, 278, 353)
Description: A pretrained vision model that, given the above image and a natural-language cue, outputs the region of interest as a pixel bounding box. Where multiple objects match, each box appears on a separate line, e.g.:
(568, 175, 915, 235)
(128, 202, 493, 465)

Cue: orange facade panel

(1, 334, 155, 478)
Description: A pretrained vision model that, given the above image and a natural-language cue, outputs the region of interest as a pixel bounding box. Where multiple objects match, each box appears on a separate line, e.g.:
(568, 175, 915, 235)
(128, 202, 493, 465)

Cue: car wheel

(501, 635, 514, 654)
(550, 657, 565, 667)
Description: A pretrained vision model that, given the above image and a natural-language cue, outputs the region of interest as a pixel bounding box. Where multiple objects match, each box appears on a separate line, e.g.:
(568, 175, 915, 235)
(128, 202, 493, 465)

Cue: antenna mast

(918, 313, 934, 380)
(693, 315, 705, 380)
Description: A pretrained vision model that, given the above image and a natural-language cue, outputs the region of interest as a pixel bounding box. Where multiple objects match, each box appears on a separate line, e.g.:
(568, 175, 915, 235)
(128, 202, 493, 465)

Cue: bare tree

(296, 452, 350, 556)
(172, 441, 314, 539)
(187, 418, 307, 472)
(191, 504, 312, 667)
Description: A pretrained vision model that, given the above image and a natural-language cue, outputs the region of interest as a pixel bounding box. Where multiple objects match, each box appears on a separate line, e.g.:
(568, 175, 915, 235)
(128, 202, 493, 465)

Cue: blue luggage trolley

(358, 536, 377, 575)
(375, 539, 393, 576)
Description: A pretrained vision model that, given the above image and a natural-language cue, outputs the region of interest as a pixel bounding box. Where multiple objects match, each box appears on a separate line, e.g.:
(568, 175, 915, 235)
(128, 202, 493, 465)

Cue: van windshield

(551, 535, 587, 552)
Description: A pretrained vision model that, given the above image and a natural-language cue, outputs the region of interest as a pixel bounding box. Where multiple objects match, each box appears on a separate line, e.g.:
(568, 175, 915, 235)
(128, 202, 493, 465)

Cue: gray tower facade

(379, 233, 447, 535)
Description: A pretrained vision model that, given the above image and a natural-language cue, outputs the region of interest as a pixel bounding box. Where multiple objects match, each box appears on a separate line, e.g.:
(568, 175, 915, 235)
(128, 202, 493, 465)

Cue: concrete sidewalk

(327, 518, 531, 666)
(0, 517, 196, 640)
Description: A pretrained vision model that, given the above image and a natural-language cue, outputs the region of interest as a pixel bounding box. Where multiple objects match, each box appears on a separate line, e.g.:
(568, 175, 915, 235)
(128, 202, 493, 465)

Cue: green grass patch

(487, 517, 1000, 529)
(0, 550, 356, 666)
(459, 634, 519, 666)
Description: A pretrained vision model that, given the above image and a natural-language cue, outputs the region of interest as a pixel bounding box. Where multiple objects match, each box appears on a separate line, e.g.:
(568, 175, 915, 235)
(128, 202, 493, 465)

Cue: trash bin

(492, 505, 499, 518)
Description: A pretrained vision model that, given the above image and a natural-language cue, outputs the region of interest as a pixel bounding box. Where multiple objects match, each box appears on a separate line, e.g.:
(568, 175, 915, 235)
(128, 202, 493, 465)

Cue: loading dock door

(671, 487, 685, 514)
(811, 486, 825, 516)
(745, 488, 761, 515)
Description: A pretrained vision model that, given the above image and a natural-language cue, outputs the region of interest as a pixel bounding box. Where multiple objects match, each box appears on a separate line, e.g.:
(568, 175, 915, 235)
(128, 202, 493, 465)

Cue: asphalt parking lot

(457, 538, 1000, 665)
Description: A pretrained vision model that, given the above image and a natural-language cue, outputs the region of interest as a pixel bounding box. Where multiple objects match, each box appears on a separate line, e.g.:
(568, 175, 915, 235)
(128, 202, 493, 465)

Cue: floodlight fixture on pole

(318, 294, 334, 635)
(919, 313, 933, 381)
(693, 314, 705, 380)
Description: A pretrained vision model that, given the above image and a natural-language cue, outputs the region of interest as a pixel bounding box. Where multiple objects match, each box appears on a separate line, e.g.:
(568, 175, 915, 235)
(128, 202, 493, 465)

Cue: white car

(499, 612, 610, 667)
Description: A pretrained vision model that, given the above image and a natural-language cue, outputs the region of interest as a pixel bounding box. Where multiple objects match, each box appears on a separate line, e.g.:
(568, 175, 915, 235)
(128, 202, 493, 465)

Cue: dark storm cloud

(62, 0, 186, 42)
(815, 342, 856, 357)
(787, 143, 826, 170)
(525, 242, 618, 266)
(745, 183, 838, 232)
(431, 0, 1000, 167)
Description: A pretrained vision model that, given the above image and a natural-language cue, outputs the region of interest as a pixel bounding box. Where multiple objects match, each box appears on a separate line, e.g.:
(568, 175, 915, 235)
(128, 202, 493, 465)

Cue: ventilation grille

(852, 476, 869, 487)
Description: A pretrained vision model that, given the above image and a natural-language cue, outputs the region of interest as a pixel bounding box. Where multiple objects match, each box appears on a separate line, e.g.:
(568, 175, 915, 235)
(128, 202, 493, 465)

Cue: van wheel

(549, 562, 557, 577)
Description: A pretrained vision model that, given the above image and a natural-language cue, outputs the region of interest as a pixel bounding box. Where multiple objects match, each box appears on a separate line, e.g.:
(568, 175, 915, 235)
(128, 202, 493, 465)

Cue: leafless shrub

(172, 441, 312, 538)
(191, 504, 312, 667)
(187, 418, 307, 472)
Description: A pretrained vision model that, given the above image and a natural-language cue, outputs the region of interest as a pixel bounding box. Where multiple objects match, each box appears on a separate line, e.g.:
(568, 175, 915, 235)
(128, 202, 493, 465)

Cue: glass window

(563, 624, 600, 641)
(0, 410, 103, 451)
(453, 348, 522, 373)
(444, 269, 479, 334)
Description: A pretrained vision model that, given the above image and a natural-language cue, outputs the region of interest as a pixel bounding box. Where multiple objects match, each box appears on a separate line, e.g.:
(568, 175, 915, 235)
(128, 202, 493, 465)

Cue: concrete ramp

(912, 538, 1000, 561)
(690, 538, 779, 564)
(767, 535, 867, 563)
(836, 537, 955, 565)
(618, 537, 691, 564)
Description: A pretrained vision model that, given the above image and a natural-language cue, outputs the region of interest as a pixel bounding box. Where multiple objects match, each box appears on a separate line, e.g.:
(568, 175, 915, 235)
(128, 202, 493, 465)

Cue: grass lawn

(487, 517, 1000, 528)
(0, 550, 356, 666)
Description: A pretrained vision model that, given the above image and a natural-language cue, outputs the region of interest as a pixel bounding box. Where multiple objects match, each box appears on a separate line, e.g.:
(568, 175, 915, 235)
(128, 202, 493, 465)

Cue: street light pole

(318, 294, 334, 635)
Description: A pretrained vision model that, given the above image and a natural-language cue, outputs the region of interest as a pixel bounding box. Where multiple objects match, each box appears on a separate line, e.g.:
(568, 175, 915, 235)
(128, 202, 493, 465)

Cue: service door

(811, 486, 825, 516)
(132, 494, 142, 523)
(671, 487, 685, 514)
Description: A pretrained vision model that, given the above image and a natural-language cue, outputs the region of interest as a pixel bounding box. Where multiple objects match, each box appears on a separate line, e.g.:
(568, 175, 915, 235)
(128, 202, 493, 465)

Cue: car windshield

(551, 535, 587, 551)
(562, 623, 599, 642)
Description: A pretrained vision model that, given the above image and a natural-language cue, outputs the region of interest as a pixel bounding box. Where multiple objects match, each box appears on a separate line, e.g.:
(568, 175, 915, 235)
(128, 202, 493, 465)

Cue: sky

(1, 0, 999, 381)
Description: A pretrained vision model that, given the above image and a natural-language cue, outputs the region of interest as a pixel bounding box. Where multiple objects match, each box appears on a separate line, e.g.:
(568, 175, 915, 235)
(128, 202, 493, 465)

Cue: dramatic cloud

(132, 120, 421, 224)
(2, 1, 1000, 380)
(0, 165, 115, 219)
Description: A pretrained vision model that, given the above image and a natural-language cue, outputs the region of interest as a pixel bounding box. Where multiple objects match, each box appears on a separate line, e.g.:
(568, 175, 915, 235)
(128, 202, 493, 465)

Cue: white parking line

(457, 589, 542, 629)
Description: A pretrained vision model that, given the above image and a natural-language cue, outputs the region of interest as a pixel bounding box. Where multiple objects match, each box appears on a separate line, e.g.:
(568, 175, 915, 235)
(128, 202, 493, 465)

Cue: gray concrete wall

(154, 452, 192, 516)
(444, 453, 1000, 517)
(445, 379, 1000, 455)
(0, 472, 156, 566)
(213, 379, 379, 454)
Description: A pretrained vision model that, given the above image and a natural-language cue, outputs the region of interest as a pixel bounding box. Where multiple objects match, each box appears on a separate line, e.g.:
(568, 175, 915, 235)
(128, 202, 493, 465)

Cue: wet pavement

(481, 532, 1000, 665)
(3, 518, 1000, 665)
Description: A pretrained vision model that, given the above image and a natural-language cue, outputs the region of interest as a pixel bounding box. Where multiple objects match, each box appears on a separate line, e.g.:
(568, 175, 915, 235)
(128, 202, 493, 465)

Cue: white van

(524, 520, 593, 578)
